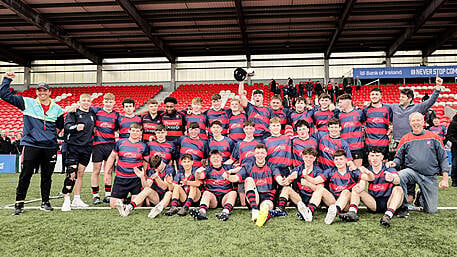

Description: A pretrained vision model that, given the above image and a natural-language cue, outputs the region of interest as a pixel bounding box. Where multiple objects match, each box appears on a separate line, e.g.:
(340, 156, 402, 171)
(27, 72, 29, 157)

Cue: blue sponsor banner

(0, 155, 16, 173)
(353, 66, 457, 79)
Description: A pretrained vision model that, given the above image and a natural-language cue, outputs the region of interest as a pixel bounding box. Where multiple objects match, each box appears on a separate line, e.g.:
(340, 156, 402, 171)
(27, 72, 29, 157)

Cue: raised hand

(4, 72, 15, 79)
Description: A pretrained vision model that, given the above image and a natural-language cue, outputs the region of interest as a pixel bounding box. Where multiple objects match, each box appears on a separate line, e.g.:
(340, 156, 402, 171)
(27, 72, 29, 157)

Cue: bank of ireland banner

(353, 66, 457, 79)
(0, 155, 16, 173)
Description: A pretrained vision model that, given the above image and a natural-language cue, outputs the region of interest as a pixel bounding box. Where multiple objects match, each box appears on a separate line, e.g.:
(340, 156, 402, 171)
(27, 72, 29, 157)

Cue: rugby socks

(278, 197, 287, 211)
(385, 208, 395, 218)
(171, 198, 179, 207)
(308, 203, 317, 215)
(92, 186, 99, 198)
(104, 185, 112, 197)
(74, 195, 81, 200)
(127, 202, 137, 211)
(336, 205, 342, 215)
(349, 204, 358, 213)
(223, 203, 233, 214)
(246, 190, 258, 210)
(184, 198, 193, 208)
(199, 204, 208, 213)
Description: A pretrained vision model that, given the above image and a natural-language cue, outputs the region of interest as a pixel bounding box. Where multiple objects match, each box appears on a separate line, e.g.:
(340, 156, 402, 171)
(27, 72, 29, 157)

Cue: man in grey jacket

(387, 112, 450, 216)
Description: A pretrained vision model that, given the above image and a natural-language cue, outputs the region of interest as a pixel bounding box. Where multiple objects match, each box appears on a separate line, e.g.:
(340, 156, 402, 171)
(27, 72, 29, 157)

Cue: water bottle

(408, 205, 423, 212)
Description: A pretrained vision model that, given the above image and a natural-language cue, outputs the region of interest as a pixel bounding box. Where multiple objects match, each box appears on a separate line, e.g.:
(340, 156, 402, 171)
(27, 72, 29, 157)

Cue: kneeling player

(166, 154, 202, 216)
(190, 150, 240, 221)
(339, 147, 403, 227)
(277, 147, 336, 222)
(115, 155, 175, 218)
(225, 144, 288, 227)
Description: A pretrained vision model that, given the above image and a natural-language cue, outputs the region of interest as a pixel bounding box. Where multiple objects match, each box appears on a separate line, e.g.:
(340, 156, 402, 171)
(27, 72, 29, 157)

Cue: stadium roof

(0, 0, 456, 66)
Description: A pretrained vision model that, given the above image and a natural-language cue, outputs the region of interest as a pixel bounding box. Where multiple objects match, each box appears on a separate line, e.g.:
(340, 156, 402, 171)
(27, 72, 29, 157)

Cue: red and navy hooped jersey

(245, 102, 274, 137)
(336, 109, 366, 151)
(141, 112, 162, 142)
(202, 164, 235, 195)
(265, 135, 293, 169)
(429, 125, 447, 141)
(148, 140, 175, 165)
(204, 108, 229, 136)
(113, 138, 149, 179)
(367, 164, 398, 198)
(236, 162, 281, 195)
(322, 167, 361, 197)
(185, 112, 208, 140)
(273, 108, 290, 134)
(227, 111, 247, 142)
(91, 107, 120, 145)
(288, 110, 315, 135)
(317, 134, 353, 170)
(175, 135, 209, 167)
(363, 104, 392, 148)
(160, 111, 185, 142)
(173, 167, 199, 194)
(231, 138, 264, 166)
(291, 136, 318, 166)
(209, 136, 236, 163)
(294, 164, 324, 197)
(118, 115, 142, 139)
(148, 164, 175, 194)
(310, 107, 336, 132)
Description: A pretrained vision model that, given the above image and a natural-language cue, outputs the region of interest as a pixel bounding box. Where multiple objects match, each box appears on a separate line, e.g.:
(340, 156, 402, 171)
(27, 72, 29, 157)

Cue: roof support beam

(234, 0, 250, 59)
(0, 43, 31, 66)
(0, 0, 102, 64)
(422, 24, 457, 56)
(325, 0, 356, 59)
(386, 0, 447, 57)
(115, 0, 175, 63)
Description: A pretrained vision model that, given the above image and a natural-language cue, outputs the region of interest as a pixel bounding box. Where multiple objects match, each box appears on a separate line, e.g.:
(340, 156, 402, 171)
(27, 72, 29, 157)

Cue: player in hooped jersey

(175, 122, 209, 168)
(190, 150, 240, 221)
(362, 88, 393, 158)
(429, 117, 447, 141)
(147, 125, 175, 165)
(265, 117, 294, 178)
(227, 98, 247, 142)
(208, 120, 236, 164)
(204, 94, 229, 137)
(161, 97, 185, 142)
(291, 120, 318, 166)
(141, 99, 162, 142)
(90, 93, 120, 205)
(269, 95, 289, 134)
(288, 97, 314, 134)
(104, 123, 150, 209)
(184, 97, 208, 140)
(339, 147, 403, 227)
(118, 98, 142, 139)
(310, 93, 336, 133)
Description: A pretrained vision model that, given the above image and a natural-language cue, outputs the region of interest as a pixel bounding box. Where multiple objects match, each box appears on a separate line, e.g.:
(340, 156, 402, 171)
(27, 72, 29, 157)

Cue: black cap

(37, 82, 50, 90)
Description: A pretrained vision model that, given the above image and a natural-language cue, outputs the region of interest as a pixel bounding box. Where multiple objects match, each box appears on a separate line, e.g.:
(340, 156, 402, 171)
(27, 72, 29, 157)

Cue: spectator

(298, 82, 305, 97)
(355, 76, 361, 91)
(0, 129, 12, 154)
(270, 79, 280, 95)
(424, 109, 437, 129)
(306, 81, 313, 98)
(326, 82, 334, 101)
(445, 113, 457, 187)
(315, 81, 323, 97)
(11, 132, 23, 155)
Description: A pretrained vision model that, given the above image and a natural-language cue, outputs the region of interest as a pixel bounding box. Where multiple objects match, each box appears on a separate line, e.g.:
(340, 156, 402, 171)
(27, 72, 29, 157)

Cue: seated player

(190, 150, 240, 221)
(277, 148, 336, 222)
(115, 155, 175, 217)
(208, 120, 236, 164)
(225, 144, 288, 227)
(175, 122, 209, 168)
(291, 120, 317, 166)
(103, 123, 150, 209)
(166, 154, 202, 216)
(148, 125, 175, 165)
(339, 147, 403, 227)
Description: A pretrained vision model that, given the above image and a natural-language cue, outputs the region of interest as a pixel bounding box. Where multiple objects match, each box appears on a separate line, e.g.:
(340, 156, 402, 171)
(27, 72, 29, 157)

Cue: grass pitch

(0, 173, 456, 257)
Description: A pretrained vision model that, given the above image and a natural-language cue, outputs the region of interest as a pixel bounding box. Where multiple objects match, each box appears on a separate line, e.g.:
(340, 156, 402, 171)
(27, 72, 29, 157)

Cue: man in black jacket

(445, 113, 457, 187)
(0, 129, 11, 154)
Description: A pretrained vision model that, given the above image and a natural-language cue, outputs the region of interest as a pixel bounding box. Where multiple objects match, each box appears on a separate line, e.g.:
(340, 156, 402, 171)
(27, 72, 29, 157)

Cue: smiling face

(252, 93, 263, 106)
(368, 152, 383, 167)
(269, 122, 281, 136)
(296, 125, 309, 138)
(212, 99, 222, 110)
(243, 125, 255, 137)
(148, 103, 158, 114)
(165, 102, 176, 114)
(36, 88, 51, 102)
(334, 155, 347, 169)
(103, 99, 115, 110)
(409, 113, 425, 134)
(210, 153, 223, 168)
(155, 129, 167, 142)
(181, 158, 194, 170)
(128, 127, 142, 141)
(370, 91, 382, 104)
(188, 127, 200, 139)
(254, 148, 267, 164)
(319, 98, 331, 109)
(399, 93, 411, 106)
(79, 96, 92, 111)
(328, 124, 341, 138)
(123, 103, 135, 116)
(270, 98, 281, 111)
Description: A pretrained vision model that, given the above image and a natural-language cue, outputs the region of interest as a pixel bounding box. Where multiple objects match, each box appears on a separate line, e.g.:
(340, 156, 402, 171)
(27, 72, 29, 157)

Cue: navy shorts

(92, 143, 115, 162)
(369, 196, 389, 213)
(112, 177, 142, 199)
(259, 192, 275, 204)
(299, 192, 312, 205)
(66, 144, 92, 167)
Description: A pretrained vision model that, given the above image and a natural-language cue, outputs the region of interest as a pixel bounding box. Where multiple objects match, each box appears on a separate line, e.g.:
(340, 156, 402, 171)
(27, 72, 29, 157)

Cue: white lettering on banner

(0, 162, 3, 169)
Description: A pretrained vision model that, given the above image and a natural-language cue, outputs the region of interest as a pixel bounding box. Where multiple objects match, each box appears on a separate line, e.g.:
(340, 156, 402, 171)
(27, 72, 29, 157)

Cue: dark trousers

(452, 148, 457, 182)
(16, 146, 57, 202)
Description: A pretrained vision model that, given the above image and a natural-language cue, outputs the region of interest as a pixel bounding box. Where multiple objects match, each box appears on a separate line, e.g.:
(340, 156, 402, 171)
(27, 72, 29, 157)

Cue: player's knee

(244, 177, 255, 188)
(392, 186, 403, 195)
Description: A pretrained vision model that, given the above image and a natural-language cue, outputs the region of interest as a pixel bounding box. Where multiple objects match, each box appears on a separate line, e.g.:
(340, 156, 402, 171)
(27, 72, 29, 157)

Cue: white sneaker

(148, 204, 164, 219)
(297, 201, 313, 222)
(325, 204, 337, 225)
(115, 199, 130, 217)
(71, 198, 89, 209)
(251, 209, 259, 222)
(61, 199, 71, 212)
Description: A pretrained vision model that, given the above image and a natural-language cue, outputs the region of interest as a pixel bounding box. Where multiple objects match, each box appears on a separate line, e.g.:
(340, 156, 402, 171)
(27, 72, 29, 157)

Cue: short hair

(103, 93, 115, 100)
(192, 97, 203, 104)
(255, 143, 267, 151)
(295, 120, 310, 129)
(230, 98, 241, 104)
(269, 117, 281, 124)
(243, 120, 255, 127)
(164, 96, 177, 105)
(181, 154, 193, 161)
(333, 149, 347, 158)
(253, 89, 264, 95)
(211, 94, 221, 101)
(129, 122, 142, 130)
(319, 93, 331, 100)
(295, 96, 306, 104)
(302, 147, 317, 157)
(188, 122, 200, 129)
(210, 149, 222, 156)
(155, 124, 166, 131)
(122, 98, 135, 107)
(370, 88, 382, 94)
(80, 93, 91, 99)
(338, 93, 352, 101)
(400, 88, 414, 100)
(271, 95, 282, 101)
(328, 117, 341, 127)
(147, 99, 158, 105)
(409, 112, 424, 122)
(149, 155, 162, 169)
(210, 120, 222, 127)
(368, 146, 385, 155)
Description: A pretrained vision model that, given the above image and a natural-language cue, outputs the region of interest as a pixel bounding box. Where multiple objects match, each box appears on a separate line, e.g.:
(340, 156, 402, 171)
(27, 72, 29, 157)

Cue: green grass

(0, 173, 456, 257)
